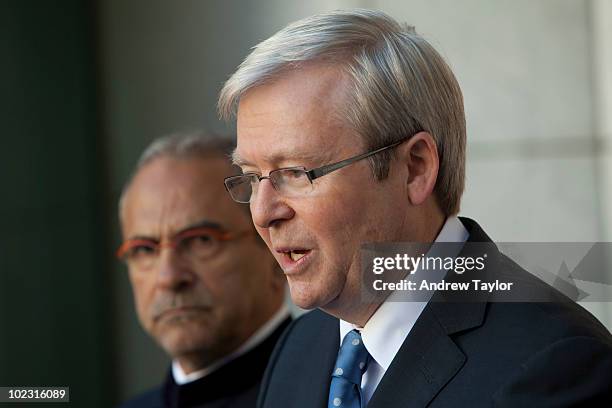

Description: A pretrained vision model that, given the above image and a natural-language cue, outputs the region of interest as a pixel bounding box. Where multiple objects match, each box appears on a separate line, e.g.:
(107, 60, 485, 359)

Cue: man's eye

(285, 169, 304, 178)
(128, 245, 156, 258)
(195, 234, 213, 244)
(182, 234, 215, 250)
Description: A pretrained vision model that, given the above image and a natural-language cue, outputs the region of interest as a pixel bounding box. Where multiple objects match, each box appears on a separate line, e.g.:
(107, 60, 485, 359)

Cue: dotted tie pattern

(328, 330, 371, 408)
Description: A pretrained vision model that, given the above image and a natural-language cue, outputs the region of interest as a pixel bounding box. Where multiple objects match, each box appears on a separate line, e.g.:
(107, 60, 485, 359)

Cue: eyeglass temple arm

(307, 140, 404, 180)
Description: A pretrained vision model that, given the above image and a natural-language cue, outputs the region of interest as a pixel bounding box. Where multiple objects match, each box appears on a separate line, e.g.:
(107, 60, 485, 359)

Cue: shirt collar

(339, 216, 469, 370)
(173, 304, 290, 384)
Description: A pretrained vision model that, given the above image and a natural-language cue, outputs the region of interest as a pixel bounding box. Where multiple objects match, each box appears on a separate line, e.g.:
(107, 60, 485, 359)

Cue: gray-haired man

(117, 133, 290, 408)
(218, 9, 612, 408)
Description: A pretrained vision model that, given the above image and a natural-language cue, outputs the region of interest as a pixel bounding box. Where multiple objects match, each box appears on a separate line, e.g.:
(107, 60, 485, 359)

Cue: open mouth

(277, 248, 312, 264)
(286, 249, 309, 262)
(274, 246, 314, 273)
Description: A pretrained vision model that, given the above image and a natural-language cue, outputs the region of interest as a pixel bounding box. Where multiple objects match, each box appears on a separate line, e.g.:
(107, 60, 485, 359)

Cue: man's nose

(250, 179, 295, 229)
(155, 248, 195, 291)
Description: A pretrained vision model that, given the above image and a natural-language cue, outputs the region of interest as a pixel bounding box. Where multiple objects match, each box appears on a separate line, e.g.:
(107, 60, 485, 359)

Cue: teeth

(290, 251, 306, 262)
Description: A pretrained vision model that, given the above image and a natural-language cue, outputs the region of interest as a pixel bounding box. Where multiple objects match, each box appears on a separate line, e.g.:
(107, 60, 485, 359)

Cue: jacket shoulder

(257, 309, 338, 408)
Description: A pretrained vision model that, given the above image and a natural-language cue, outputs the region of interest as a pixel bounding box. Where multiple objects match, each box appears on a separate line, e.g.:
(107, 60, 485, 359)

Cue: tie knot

(332, 330, 370, 385)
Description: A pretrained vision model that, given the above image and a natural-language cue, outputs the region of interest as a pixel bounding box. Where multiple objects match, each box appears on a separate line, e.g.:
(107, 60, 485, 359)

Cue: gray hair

(136, 131, 235, 169)
(119, 131, 238, 215)
(218, 9, 465, 215)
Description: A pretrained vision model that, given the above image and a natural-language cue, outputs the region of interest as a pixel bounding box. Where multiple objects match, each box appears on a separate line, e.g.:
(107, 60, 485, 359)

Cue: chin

(287, 281, 336, 311)
(159, 331, 213, 357)
(290, 296, 319, 311)
(287, 285, 316, 309)
(153, 320, 215, 352)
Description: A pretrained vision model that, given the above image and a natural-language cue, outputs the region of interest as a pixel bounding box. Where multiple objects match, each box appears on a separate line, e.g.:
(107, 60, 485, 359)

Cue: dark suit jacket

(120, 317, 291, 408)
(258, 219, 612, 407)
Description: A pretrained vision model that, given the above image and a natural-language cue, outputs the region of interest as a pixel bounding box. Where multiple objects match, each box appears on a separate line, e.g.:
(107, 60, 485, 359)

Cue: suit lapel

(368, 218, 493, 407)
(292, 311, 339, 408)
(304, 325, 339, 407)
(367, 303, 481, 408)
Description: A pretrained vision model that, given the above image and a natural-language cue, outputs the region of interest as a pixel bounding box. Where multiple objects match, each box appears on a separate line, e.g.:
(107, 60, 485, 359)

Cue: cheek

(129, 274, 155, 327)
(308, 194, 370, 243)
(306, 188, 395, 273)
(196, 256, 258, 308)
(255, 227, 272, 249)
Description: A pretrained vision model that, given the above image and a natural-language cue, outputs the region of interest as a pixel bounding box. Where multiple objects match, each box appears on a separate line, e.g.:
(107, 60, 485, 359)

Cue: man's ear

(396, 131, 439, 206)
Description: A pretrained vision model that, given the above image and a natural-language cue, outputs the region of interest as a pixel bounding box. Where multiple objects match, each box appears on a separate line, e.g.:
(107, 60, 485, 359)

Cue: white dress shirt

(173, 304, 290, 384)
(339, 216, 469, 405)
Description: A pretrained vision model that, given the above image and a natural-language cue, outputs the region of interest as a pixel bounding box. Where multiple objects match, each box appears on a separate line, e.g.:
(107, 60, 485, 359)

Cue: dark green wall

(1, 1, 113, 406)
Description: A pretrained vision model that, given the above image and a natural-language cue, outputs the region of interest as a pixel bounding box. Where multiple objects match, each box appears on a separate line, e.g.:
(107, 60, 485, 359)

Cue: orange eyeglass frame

(116, 226, 252, 260)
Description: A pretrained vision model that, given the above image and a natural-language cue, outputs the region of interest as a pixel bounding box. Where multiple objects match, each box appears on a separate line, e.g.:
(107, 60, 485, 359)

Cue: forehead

(121, 156, 249, 235)
(235, 63, 362, 167)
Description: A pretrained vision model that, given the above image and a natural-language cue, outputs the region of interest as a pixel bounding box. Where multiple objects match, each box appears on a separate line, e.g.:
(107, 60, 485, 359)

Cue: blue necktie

(328, 330, 371, 408)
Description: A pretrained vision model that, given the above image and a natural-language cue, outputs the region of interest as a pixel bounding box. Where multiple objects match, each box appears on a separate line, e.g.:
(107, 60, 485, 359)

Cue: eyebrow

(125, 235, 158, 242)
(126, 220, 224, 241)
(231, 149, 249, 167)
(177, 220, 224, 235)
(231, 148, 333, 170)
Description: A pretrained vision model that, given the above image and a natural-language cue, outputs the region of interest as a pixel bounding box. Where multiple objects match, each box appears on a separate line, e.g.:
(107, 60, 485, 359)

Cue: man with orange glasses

(117, 133, 290, 408)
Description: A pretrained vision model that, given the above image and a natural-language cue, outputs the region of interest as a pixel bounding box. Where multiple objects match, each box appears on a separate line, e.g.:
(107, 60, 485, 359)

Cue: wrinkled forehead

(127, 156, 230, 199)
(121, 156, 249, 235)
(231, 140, 334, 169)
(234, 64, 362, 169)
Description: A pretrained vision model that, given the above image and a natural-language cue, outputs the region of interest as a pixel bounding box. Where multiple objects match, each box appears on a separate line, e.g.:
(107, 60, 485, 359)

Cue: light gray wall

(590, 0, 612, 330)
(99, 0, 611, 401)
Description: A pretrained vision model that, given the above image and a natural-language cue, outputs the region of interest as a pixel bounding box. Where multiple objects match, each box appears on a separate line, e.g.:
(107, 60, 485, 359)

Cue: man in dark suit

(117, 133, 290, 407)
(217, 9, 612, 407)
